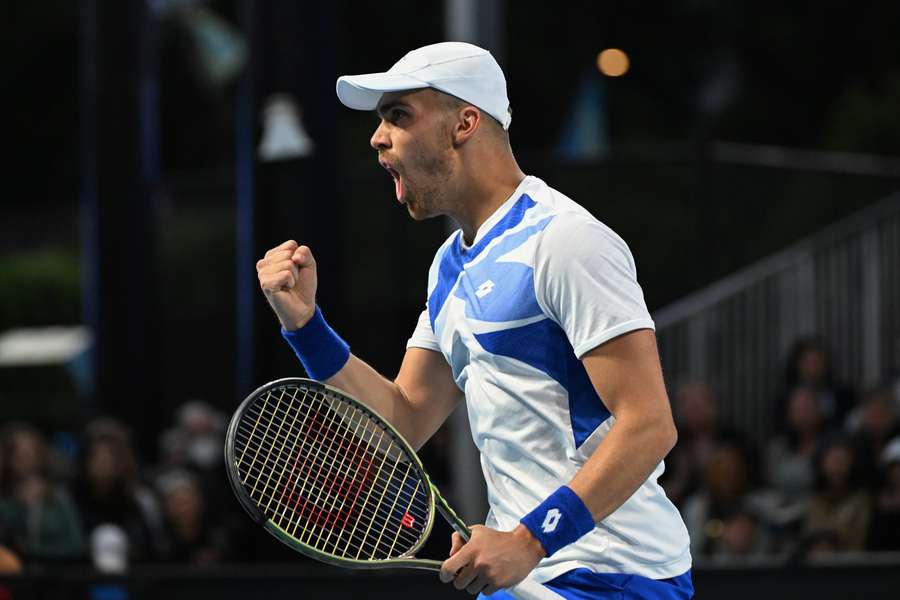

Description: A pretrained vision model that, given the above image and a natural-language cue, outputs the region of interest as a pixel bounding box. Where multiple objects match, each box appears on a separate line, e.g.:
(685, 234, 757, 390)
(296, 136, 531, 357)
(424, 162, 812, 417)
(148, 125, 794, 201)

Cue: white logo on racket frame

(541, 508, 562, 533)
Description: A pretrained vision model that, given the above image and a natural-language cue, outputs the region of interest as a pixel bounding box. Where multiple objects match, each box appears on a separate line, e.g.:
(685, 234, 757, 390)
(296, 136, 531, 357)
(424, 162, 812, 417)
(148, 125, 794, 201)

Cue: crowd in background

(662, 337, 900, 563)
(1, 336, 899, 575)
(0, 402, 240, 574)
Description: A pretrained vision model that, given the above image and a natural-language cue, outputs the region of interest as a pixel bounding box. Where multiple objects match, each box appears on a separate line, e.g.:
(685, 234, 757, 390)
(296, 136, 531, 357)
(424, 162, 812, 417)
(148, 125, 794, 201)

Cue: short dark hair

(435, 91, 509, 141)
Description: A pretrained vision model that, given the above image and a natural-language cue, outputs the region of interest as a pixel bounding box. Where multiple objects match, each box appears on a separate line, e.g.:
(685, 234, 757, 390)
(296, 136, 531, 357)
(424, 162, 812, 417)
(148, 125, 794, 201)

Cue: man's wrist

(519, 486, 595, 557)
(282, 306, 316, 332)
(511, 524, 547, 559)
(281, 306, 349, 381)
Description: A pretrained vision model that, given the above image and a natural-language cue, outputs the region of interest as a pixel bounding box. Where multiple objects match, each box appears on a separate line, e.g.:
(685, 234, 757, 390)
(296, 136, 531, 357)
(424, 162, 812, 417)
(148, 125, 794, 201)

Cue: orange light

(597, 48, 629, 77)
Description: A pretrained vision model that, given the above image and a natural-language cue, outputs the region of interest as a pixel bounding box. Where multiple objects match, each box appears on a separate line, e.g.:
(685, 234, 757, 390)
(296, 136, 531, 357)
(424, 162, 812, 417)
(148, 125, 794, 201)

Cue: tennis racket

(225, 377, 561, 599)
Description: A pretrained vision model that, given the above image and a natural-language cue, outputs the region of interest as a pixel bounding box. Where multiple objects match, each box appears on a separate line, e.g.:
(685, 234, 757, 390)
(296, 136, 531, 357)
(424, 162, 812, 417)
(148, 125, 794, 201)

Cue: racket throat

(434, 491, 471, 542)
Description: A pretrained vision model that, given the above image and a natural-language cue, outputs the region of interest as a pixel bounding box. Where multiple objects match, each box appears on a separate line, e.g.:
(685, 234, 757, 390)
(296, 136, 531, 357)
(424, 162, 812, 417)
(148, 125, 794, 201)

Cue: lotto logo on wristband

(520, 486, 595, 556)
(541, 508, 562, 533)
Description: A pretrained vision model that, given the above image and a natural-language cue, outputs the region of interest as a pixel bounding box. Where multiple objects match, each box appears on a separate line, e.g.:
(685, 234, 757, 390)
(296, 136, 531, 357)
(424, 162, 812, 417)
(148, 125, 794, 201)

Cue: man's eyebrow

(376, 101, 411, 118)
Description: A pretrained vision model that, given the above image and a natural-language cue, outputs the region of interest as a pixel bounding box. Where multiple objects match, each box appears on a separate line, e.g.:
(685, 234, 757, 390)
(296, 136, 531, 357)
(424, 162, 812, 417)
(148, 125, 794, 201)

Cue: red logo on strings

(278, 408, 375, 532)
(400, 512, 416, 529)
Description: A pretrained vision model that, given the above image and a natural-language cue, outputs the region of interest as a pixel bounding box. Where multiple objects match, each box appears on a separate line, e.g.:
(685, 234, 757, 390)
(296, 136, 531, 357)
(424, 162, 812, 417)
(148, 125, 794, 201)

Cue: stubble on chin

(407, 146, 453, 220)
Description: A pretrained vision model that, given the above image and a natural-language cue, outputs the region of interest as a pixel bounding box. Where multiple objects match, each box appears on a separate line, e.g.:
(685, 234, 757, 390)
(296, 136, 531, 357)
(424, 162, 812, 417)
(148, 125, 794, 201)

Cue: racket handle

(431, 487, 562, 598)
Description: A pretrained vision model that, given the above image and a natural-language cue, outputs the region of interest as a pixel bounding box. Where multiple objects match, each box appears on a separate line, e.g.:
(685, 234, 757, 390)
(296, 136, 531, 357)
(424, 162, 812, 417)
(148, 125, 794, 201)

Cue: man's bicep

(395, 347, 461, 449)
(581, 329, 673, 424)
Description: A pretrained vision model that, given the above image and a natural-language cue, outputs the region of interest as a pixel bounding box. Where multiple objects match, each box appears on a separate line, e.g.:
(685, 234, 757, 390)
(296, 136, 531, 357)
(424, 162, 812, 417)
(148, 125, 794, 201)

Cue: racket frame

(225, 377, 466, 571)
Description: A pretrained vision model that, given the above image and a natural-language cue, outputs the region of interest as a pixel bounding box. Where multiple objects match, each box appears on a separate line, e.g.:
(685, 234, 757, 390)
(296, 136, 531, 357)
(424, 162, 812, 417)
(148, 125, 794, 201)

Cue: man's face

(371, 89, 455, 220)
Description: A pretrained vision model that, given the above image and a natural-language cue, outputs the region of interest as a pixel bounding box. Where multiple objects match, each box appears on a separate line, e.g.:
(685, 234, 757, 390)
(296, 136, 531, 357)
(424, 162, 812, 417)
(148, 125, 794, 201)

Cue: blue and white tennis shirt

(407, 176, 691, 582)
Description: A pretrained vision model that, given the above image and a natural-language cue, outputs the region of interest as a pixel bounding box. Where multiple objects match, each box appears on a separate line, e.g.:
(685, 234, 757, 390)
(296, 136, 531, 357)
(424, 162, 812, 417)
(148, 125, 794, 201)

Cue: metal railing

(654, 191, 900, 441)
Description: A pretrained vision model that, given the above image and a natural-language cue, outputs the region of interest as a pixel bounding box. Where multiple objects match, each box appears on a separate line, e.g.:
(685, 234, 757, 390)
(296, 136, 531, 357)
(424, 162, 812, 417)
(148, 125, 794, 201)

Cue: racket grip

(431, 487, 562, 599)
(506, 578, 565, 600)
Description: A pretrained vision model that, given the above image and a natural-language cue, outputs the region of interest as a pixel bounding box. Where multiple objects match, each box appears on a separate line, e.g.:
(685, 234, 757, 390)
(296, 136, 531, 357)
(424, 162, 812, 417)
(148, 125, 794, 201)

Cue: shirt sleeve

(534, 215, 655, 358)
(406, 307, 441, 352)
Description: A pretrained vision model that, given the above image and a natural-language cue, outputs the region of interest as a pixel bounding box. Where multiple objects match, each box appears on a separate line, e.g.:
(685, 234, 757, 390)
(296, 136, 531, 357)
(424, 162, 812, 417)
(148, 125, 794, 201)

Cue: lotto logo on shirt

(541, 508, 562, 533)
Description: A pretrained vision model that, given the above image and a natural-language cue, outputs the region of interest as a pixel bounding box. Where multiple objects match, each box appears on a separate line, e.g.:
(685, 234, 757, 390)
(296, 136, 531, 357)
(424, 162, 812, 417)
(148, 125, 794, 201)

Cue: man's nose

(370, 121, 391, 151)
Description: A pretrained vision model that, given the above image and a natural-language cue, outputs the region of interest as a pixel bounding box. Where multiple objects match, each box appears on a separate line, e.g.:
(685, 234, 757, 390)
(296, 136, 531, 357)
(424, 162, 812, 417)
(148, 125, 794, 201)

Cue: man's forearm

(324, 354, 419, 442)
(567, 413, 677, 522)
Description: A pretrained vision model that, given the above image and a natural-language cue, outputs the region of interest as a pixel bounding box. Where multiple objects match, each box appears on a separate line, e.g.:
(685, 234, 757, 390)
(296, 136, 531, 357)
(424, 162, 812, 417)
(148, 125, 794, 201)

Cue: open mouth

(380, 161, 405, 203)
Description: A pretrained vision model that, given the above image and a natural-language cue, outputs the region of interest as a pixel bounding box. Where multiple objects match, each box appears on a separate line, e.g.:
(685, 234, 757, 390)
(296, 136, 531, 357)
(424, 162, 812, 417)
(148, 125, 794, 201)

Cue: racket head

(225, 377, 437, 569)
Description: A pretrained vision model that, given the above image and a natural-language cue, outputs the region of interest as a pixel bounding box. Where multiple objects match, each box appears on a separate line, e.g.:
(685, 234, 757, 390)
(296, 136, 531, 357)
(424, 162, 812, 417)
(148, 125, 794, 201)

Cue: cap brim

(336, 73, 429, 111)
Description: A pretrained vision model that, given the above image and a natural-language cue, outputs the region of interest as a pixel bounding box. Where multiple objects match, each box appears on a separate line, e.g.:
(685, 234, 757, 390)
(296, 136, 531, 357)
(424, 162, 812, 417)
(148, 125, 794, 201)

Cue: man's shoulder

(525, 178, 612, 238)
(526, 180, 636, 269)
(536, 204, 624, 253)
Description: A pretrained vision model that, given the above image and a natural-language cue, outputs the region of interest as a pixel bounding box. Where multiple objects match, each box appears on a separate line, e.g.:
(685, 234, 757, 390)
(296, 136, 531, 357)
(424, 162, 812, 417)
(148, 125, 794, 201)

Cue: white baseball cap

(336, 42, 512, 130)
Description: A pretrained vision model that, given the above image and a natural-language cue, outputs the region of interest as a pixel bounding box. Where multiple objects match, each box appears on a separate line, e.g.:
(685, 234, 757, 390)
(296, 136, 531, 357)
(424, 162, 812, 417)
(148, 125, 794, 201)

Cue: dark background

(1, 1, 899, 596)
(4, 0, 899, 433)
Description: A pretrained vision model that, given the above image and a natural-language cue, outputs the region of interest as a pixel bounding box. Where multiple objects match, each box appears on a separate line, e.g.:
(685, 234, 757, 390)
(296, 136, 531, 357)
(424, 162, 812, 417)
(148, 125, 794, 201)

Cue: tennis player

(256, 42, 693, 599)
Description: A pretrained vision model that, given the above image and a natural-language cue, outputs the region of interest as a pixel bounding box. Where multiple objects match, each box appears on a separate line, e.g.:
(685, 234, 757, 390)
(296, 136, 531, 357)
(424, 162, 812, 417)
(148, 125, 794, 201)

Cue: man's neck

(455, 165, 526, 245)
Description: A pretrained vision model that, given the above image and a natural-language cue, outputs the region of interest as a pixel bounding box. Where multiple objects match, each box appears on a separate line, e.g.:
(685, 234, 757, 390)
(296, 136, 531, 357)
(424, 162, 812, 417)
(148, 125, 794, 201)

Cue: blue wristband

(281, 306, 350, 381)
(519, 486, 595, 557)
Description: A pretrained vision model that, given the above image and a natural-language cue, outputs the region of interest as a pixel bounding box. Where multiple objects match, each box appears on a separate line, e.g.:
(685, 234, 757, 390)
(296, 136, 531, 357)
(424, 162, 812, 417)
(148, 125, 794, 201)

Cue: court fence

(653, 191, 900, 441)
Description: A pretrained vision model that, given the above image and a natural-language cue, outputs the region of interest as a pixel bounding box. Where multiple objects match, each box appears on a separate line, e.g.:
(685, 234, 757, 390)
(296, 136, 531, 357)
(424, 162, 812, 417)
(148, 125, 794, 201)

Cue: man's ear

(451, 106, 481, 147)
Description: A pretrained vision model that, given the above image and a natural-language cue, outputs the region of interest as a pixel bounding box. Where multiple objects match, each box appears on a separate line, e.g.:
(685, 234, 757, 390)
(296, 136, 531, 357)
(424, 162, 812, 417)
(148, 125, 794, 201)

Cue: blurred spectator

(867, 436, 900, 551)
(158, 401, 231, 524)
(0, 446, 21, 575)
(681, 441, 768, 558)
(0, 543, 22, 576)
(775, 337, 855, 431)
(158, 401, 225, 472)
(764, 386, 828, 529)
(0, 424, 84, 562)
(72, 418, 166, 565)
(156, 469, 230, 565)
(847, 386, 900, 482)
(711, 507, 770, 562)
(661, 380, 752, 507)
(89, 523, 129, 574)
(802, 437, 870, 554)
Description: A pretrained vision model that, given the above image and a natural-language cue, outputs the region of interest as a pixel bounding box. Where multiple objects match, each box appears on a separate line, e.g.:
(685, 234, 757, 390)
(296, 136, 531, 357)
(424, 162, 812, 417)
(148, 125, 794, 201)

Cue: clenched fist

(256, 240, 318, 331)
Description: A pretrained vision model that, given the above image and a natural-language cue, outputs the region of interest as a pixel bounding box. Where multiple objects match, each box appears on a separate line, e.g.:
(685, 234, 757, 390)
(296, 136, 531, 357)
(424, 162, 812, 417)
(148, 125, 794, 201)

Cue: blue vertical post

(235, 0, 256, 400)
(79, 0, 99, 408)
(139, 0, 160, 195)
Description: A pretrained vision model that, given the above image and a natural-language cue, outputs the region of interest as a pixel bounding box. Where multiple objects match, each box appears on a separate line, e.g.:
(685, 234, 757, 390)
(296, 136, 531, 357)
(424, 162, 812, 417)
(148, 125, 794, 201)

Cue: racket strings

(236, 389, 410, 557)
(294, 399, 428, 559)
(237, 411, 426, 559)
(278, 390, 428, 558)
(235, 394, 429, 535)
(236, 390, 418, 554)
(284, 393, 390, 552)
(233, 385, 430, 560)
